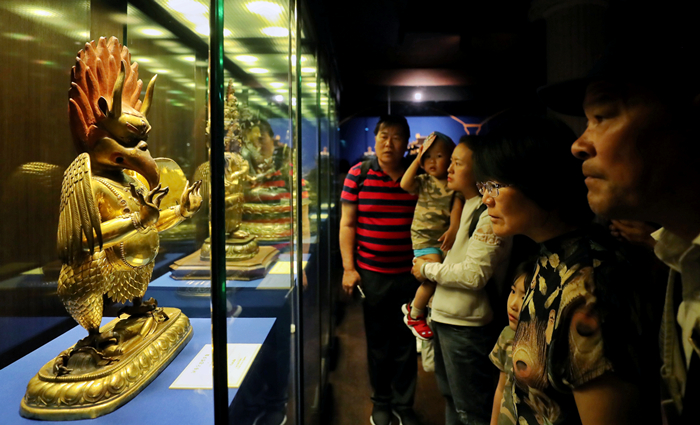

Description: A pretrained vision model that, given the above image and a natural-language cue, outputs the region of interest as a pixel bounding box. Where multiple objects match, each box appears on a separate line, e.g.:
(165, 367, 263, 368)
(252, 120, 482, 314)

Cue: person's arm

(399, 154, 421, 194)
(421, 210, 506, 289)
(573, 373, 642, 425)
(439, 195, 464, 251)
(490, 372, 507, 425)
(339, 202, 361, 297)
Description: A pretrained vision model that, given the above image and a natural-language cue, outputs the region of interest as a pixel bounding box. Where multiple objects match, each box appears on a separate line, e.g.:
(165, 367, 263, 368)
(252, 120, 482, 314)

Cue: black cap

(538, 36, 700, 117)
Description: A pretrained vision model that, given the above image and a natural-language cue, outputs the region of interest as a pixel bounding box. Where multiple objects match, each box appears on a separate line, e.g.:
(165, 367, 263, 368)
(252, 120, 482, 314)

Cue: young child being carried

(489, 260, 533, 425)
(400, 132, 463, 340)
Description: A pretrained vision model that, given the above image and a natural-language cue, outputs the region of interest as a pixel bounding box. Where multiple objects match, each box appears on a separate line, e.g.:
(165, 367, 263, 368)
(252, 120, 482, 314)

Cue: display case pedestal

(20, 308, 192, 421)
(170, 246, 279, 281)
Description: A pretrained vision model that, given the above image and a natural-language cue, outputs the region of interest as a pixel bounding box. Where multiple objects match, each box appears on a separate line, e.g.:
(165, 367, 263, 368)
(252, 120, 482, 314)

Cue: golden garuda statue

(21, 36, 202, 420)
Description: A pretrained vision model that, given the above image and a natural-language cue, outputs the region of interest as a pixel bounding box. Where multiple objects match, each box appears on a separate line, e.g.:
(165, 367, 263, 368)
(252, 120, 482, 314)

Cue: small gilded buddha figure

(195, 80, 260, 260)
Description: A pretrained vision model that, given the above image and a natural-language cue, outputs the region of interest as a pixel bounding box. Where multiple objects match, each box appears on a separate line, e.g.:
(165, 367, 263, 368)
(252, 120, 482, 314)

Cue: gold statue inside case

(20, 36, 202, 420)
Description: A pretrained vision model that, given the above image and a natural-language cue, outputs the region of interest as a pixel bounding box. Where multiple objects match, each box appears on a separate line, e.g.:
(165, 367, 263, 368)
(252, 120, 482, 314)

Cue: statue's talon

(118, 298, 158, 318)
(54, 363, 72, 376)
(75, 331, 119, 351)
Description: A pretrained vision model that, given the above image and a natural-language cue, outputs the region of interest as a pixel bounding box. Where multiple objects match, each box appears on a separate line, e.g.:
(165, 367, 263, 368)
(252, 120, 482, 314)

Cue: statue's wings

(58, 153, 102, 264)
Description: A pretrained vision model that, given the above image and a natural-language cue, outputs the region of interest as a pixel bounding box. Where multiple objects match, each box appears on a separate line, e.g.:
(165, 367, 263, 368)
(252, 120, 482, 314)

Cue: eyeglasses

(477, 181, 510, 198)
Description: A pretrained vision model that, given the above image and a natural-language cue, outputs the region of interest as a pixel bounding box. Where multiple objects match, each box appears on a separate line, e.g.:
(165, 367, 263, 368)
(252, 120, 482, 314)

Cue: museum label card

(268, 260, 307, 274)
(169, 343, 262, 389)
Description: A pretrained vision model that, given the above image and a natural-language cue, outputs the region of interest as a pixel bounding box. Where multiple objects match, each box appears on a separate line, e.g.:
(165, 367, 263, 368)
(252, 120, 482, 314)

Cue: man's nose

(482, 191, 495, 206)
(572, 131, 594, 160)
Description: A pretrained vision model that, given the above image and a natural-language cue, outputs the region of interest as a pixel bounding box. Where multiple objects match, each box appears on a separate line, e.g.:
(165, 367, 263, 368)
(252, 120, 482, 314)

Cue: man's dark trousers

(358, 267, 419, 409)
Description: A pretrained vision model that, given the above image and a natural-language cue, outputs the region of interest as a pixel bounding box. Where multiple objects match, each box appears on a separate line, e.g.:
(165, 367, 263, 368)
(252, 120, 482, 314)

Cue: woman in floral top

(472, 113, 660, 425)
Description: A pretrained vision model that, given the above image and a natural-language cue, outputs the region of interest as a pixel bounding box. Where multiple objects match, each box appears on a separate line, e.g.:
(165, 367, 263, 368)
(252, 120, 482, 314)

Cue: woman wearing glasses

(474, 113, 659, 425)
(411, 135, 512, 425)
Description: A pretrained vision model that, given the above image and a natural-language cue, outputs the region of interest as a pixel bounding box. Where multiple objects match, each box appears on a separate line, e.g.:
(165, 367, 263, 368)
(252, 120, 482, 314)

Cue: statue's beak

(122, 141, 160, 189)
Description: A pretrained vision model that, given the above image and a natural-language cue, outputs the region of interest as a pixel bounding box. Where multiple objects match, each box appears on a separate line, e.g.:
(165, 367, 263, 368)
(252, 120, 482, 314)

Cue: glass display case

(0, 1, 338, 424)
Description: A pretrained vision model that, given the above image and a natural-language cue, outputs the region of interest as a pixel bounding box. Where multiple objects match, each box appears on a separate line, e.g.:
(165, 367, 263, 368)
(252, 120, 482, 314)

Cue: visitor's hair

(512, 257, 537, 289)
(374, 115, 410, 140)
(420, 132, 455, 166)
(258, 119, 274, 138)
(473, 112, 593, 226)
(458, 134, 482, 152)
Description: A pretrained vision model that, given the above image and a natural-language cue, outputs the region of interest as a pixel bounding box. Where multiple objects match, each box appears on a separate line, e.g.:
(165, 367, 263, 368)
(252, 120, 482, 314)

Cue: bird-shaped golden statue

(58, 35, 201, 349)
(20, 36, 201, 420)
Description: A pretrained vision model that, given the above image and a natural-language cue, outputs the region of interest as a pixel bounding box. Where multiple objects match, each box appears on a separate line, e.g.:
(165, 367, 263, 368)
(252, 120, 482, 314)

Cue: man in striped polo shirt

(340, 115, 421, 425)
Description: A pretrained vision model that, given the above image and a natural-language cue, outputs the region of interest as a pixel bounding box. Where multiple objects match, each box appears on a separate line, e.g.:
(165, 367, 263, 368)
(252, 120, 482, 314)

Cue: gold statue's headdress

(69, 36, 156, 153)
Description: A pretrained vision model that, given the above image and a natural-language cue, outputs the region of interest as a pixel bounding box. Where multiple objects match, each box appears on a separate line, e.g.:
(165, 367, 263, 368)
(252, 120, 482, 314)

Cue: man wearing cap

(539, 30, 700, 422)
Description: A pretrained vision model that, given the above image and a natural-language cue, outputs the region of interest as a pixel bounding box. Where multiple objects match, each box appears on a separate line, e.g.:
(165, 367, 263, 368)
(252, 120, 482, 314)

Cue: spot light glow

(181, 56, 196, 62)
(288, 55, 308, 63)
(414, 92, 422, 101)
(141, 28, 164, 37)
(301, 67, 316, 74)
(270, 82, 284, 88)
(167, 0, 208, 15)
(274, 95, 284, 102)
(247, 1, 284, 19)
(235, 55, 258, 63)
(3, 33, 35, 41)
(248, 68, 269, 74)
(28, 8, 56, 17)
(261, 27, 288, 37)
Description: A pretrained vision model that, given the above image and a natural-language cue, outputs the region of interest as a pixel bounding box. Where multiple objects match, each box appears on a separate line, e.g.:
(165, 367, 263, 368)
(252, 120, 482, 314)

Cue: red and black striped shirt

(341, 158, 418, 274)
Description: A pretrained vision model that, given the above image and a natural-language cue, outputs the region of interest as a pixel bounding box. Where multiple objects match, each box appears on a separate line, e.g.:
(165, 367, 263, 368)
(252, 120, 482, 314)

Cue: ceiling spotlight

(248, 68, 269, 74)
(288, 55, 307, 63)
(270, 82, 284, 88)
(4, 33, 35, 41)
(261, 27, 288, 37)
(181, 56, 196, 62)
(274, 95, 284, 102)
(167, 0, 208, 15)
(140, 28, 164, 37)
(414, 92, 422, 101)
(247, 2, 284, 19)
(301, 67, 315, 73)
(194, 25, 209, 36)
(28, 8, 56, 17)
(235, 55, 258, 63)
